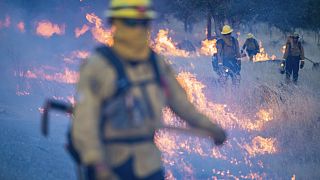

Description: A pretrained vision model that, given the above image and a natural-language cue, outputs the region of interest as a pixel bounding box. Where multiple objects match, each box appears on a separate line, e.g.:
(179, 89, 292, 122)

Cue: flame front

(0, 16, 11, 29)
(154, 71, 278, 178)
(17, 22, 25, 33)
(75, 24, 90, 38)
(85, 13, 114, 46)
(254, 41, 277, 62)
(16, 67, 79, 84)
(36, 20, 65, 38)
(244, 136, 277, 157)
(151, 29, 190, 57)
(200, 39, 217, 56)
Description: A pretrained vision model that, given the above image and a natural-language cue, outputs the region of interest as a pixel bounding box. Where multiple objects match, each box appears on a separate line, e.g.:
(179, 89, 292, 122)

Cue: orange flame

(0, 16, 11, 28)
(63, 50, 90, 64)
(42, 68, 79, 84)
(18, 68, 79, 84)
(16, 84, 31, 96)
(25, 70, 37, 79)
(256, 109, 273, 122)
(253, 41, 277, 62)
(75, 24, 90, 38)
(151, 29, 190, 57)
(200, 39, 217, 56)
(17, 21, 25, 33)
(244, 136, 277, 157)
(86, 13, 114, 46)
(36, 20, 65, 38)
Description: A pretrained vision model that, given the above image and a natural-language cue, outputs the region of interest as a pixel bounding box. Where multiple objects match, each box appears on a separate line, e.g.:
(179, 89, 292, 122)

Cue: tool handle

(305, 57, 315, 64)
(41, 100, 74, 137)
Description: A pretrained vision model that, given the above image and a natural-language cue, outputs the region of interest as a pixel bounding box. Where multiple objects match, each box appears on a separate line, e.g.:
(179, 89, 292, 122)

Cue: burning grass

(36, 20, 65, 38)
(156, 56, 320, 179)
(2, 11, 320, 179)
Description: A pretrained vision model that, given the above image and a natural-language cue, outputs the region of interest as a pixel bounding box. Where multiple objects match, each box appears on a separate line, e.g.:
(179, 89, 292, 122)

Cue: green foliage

(164, 0, 320, 34)
(306, 0, 320, 31)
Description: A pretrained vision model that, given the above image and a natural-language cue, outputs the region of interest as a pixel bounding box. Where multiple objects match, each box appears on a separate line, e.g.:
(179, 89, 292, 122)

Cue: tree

(167, 0, 205, 33)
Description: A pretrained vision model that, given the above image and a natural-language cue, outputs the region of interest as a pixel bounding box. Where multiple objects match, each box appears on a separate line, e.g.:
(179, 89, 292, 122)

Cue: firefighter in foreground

(216, 25, 242, 86)
(283, 32, 305, 84)
(242, 33, 260, 61)
(71, 0, 227, 179)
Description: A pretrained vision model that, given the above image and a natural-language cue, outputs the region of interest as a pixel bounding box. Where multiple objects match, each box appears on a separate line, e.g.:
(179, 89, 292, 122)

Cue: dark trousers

(85, 157, 164, 180)
(217, 58, 241, 86)
(285, 56, 300, 83)
(223, 58, 241, 74)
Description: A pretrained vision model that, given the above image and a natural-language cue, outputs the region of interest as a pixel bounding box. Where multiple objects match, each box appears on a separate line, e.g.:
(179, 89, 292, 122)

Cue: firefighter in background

(242, 33, 260, 61)
(216, 25, 242, 86)
(283, 32, 305, 84)
(71, 0, 227, 179)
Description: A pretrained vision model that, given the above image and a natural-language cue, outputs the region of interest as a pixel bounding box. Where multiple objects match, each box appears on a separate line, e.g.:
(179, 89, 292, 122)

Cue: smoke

(0, 1, 320, 179)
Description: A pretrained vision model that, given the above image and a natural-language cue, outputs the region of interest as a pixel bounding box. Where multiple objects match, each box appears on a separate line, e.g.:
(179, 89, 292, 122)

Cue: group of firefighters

(214, 25, 305, 86)
(46, 0, 306, 179)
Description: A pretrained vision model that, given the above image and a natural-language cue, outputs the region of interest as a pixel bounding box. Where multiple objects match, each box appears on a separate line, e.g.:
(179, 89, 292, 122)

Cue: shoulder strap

(231, 37, 237, 52)
(96, 46, 163, 90)
(217, 39, 225, 52)
(254, 39, 259, 48)
(149, 51, 162, 86)
(95, 45, 130, 96)
(298, 41, 302, 51)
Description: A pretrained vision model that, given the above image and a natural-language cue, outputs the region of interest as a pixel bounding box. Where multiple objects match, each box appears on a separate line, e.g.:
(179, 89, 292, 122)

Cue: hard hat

(293, 32, 299, 38)
(106, 0, 156, 19)
(221, 25, 233, 35)
(247, 33, 254, 38)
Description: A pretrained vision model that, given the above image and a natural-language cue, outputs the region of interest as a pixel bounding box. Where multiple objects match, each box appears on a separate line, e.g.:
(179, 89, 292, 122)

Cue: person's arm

(242, 40, 247, 51)
(300, 43, 305, 60)
(254, 39, 260, 52)
(216, 40, 224, 65)
(299, 44, 305, 69)
(160, 60, 226, 144)
(235, 38, 241, 59)
(72, 54, 116, 165)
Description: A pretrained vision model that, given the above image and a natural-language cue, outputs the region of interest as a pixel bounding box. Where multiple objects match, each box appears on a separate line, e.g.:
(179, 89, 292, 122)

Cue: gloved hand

(300, 60, 305, 69)
(211, 125, 227, 146)
(94, 162, 118, 180)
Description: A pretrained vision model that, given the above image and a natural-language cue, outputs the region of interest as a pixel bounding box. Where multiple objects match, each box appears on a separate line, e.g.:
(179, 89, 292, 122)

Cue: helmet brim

(221, 29, 233, 35)
(105, 9, 156, 19)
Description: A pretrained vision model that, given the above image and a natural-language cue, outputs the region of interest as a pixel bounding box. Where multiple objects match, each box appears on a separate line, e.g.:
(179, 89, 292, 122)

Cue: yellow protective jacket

(242, 38, 259, 51)
(72, 19, 223, 178)
(283, 37, 305, 60)
(216, 35, 241, 64)
(71, 49, 222, 178)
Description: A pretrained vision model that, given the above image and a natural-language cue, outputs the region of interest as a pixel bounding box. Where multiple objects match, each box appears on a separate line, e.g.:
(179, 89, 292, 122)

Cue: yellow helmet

(293, 32, 299, 38)
(247, 33, 254, 38)
(221, 25, 233, 35)
(106, 0, 156, 19)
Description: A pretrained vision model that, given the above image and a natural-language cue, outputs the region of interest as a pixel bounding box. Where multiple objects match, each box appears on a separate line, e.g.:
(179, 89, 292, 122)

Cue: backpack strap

(231, 36, 237, 52)
(95, 46, 131, 97)
(298, 41, 302, 51)
(95, 45, 166, 102)
(149, 51, 162, 86)
(254, 39, 259, 50)
(287, 41, 302, 56)
(218, 37, 237, 55)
